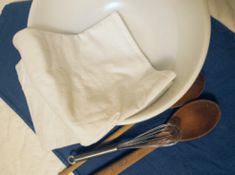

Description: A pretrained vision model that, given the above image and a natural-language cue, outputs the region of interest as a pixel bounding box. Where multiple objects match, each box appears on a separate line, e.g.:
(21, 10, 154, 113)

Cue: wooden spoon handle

(58, 161, 85, 175)
(95, 147, 156, 175)
(102, 125, 133, 144)
(59, 125, 133, 175)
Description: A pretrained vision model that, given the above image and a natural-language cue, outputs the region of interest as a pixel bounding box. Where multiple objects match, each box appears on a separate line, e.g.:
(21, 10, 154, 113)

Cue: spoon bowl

(170, 99, 221, 141)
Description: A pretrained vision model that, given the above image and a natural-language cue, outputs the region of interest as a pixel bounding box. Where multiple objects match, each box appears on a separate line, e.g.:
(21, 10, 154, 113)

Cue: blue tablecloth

(0, 2, 235, 175)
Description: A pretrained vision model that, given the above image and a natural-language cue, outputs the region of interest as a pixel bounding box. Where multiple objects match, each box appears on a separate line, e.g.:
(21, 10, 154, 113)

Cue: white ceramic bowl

(28, 0, 211, 125)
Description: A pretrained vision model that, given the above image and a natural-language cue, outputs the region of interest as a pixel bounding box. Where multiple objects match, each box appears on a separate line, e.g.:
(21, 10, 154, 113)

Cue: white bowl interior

(28, 0, 210, 124)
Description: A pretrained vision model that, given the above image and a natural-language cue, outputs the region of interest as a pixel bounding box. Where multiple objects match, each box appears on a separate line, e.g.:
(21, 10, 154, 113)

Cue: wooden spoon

(95, 100, 221, 175)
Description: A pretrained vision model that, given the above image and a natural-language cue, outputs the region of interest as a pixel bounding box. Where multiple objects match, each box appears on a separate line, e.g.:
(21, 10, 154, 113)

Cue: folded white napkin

(13, 12, 176, 149)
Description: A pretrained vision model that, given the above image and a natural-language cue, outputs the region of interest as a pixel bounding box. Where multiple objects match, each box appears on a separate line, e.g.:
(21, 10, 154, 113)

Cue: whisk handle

(68, 146, 118, 164)
(95, 147, 156, 175)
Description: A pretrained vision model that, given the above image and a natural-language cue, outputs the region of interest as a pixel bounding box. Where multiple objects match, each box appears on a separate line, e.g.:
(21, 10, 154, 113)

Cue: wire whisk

(68, 123, 181, 164)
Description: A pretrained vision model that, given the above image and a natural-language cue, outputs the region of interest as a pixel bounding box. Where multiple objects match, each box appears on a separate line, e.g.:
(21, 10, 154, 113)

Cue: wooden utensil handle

(102, 125, 133, 144)
(95, 147, 156, 175)
(59, 125, 133, 175)
(58, 161, 84, 175)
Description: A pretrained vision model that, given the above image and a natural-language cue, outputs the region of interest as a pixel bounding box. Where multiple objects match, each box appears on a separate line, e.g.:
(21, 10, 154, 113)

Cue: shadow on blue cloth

(0, 2, 235, 175)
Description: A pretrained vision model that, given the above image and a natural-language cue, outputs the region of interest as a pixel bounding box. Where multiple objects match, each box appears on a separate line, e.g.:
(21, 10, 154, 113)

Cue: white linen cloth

(0, 99, 65, 175)
(208, 0, 235, 32)
(13, 12, 175, 149)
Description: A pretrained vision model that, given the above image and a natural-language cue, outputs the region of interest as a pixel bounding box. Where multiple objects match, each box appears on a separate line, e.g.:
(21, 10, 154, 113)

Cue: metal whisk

(67, 123, 181, 164)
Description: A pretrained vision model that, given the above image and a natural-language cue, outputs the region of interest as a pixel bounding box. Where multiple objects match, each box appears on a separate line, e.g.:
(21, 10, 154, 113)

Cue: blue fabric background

(0, 2, 235, 175)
